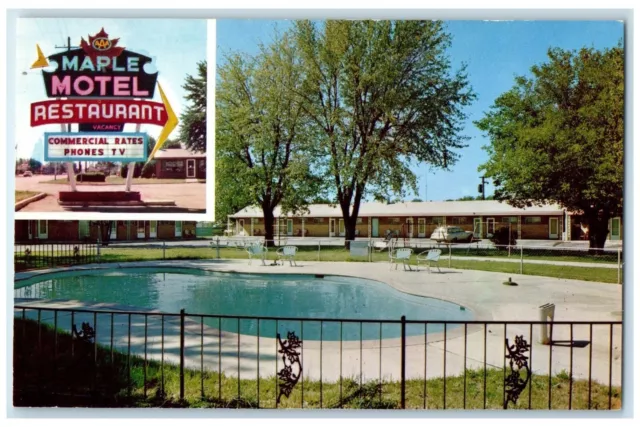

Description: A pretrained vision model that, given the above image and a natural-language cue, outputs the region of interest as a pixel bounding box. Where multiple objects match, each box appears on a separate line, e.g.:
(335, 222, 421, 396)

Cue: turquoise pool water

(15, 268, 474, 340)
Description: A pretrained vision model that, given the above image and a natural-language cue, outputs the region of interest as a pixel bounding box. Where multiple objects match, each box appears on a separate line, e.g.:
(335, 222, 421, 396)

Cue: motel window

(314, 218, 324, 223)
(163, 160, 185, 172)
(524, 217, 542, 224)
(429, 217, 444, 225)
(198, 159, 206, 172)
(450, 217, 467, 225)
(159, 221, 174, 226)
(391, 218, 401, 224)
(502, 217, 518, 223)
(356, 218, 363, 224)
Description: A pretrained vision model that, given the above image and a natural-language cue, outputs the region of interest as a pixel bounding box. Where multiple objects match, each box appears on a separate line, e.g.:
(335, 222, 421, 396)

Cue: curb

(15, 193, 47, 211)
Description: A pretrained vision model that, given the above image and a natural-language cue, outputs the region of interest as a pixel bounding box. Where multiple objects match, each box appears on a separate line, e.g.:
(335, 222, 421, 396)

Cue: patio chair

(389, 247, 413, 271)
(276, 245, 299, 266)
(416, 249, 442, 273)
(246, 242, 268, 266)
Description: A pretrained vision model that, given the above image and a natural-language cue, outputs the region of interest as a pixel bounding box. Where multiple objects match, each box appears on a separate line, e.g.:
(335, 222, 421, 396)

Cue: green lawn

(13, 319, 621, 409)
(15, 190, 41, 203)
(42, 177, 204, 185)
(12, 244, 619, 283)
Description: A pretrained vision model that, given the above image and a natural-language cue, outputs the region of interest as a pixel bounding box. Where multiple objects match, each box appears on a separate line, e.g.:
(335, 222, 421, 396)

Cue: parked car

(22, 171, 33, 177)
(430, 226, 474, 243)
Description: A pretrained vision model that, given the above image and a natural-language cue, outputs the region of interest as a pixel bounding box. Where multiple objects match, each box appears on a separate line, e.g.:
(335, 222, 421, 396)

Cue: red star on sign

(80, 28, 125, 69)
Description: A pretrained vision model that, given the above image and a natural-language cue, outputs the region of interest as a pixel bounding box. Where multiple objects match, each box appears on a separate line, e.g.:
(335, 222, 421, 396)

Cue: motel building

(153, 145, 206, 180)
(14, 220, 203, 243)
(228, 200, 624, 242)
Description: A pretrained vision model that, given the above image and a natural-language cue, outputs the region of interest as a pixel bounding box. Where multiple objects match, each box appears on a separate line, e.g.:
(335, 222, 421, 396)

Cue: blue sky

(217, 20, 623, 203)
(15, 18, 206, 162)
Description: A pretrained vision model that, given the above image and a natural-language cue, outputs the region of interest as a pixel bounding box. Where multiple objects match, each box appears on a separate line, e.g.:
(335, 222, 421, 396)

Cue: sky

(216, 19, 624, 203)
(15, 18, 207, 162)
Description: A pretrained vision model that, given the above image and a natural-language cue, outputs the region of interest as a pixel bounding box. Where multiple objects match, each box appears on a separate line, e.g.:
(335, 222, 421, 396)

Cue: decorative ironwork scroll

(73, 246, 80, 258)
(504, 335, 532, 409)
(72, 322, 96, 344)
(276, 331, 302, 404)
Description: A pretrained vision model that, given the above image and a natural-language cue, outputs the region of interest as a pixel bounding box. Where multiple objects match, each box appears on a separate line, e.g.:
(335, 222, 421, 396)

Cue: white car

(430, 226, 474, 243)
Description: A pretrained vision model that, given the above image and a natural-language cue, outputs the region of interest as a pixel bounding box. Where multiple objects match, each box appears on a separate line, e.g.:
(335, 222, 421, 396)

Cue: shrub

(490, 226, 517, 246)
(140, 162, 156, 178)
(75, 172, 106, 182)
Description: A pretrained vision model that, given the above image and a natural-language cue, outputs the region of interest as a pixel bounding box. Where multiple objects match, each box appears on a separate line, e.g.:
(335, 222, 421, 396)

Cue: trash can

(539, 303, 555, 345)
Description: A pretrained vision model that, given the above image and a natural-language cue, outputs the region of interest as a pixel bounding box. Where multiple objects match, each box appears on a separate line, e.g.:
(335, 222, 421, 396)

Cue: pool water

(15, 268, 474, 340)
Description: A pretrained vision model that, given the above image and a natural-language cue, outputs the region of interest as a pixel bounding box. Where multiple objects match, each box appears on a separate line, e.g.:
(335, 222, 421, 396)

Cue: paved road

(15, 174, 207, 213)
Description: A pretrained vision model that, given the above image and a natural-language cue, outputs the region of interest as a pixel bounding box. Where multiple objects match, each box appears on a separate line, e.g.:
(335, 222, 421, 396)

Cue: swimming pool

(15, 267, 474, 340)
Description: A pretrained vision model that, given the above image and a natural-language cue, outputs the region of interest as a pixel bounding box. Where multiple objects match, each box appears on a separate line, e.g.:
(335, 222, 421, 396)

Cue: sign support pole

(125, 123, 142, 192)
(62, 123, 77, 192)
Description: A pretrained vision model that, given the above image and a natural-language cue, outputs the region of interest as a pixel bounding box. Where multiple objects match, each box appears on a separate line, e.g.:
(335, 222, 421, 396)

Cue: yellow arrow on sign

(146, 83, 179, 163)
(31, 44, 49, 69)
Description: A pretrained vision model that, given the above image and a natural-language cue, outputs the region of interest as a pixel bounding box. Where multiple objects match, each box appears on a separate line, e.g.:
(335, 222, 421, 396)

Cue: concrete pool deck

(14, 259, 622, 387)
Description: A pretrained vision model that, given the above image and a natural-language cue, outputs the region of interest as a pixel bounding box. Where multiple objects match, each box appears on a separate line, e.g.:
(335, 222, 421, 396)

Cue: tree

(120, 136, 157, 178)
(181, 61, 207, 153)
(90, 220, 114, 246)
(216, 32, 323, 245)
(475, 44, 623, 251)
(411, 198, 423, 202)
(28, 158, 42, 171)
(293, 20, 475, 246)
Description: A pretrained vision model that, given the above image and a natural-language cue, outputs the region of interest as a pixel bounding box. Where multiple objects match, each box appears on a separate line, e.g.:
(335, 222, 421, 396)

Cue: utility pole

(478, 176, 487, 200)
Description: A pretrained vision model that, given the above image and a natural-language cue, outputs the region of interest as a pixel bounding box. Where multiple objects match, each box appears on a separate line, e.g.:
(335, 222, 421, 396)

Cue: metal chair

(416, 249, 442, 273)
(276, 245, 299, 266)
(389, 247, 413, 271)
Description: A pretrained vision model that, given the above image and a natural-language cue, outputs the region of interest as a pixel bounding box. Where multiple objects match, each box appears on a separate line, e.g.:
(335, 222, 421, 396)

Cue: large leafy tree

(475, 44, 623, 250)
(216, 32, 323, 245)
(293, 20, 475, 245)
(180, 61, 207, 153)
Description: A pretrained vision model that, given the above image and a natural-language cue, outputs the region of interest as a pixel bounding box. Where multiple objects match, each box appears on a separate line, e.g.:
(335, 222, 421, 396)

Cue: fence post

(318, 240, 321, 262)
(520, 245, 524, 274)
(400, 315, 406, 409)
(216, 237, 221, 259)
(448, 244, 452, 268)
(617, 248, 621, 284)
(163, 241, 166, 260)
(96, 240, 101, 263)
(179, 308, 185, 400)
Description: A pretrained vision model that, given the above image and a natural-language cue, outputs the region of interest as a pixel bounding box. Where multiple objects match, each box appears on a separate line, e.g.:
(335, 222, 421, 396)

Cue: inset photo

(14, 18, 209, 214)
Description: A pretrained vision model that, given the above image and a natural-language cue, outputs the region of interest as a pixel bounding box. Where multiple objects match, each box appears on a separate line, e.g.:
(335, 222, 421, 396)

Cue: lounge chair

(390, 247, 413, 271)
(246, 242, 268, 266)
(416, 249, 442, 273)
(276, 245, 298, 266)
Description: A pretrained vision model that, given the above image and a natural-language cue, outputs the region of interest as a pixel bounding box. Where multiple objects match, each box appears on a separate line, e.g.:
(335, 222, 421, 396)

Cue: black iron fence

(13, 304, 622, 409)
(14, 242, 100, 272)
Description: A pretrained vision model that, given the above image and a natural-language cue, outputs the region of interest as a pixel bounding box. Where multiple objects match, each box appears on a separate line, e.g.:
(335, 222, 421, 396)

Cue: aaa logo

(92, 37, 111, 51)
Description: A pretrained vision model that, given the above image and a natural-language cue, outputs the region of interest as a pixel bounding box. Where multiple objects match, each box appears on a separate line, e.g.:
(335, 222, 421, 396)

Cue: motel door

(78, 221, 90, 240)
(418, 218, 426, 238)
(329, 219, 336, 237)
(609, 217, 621, 240)
(137, 221, 146, 239)
(486, 218, 495, 238)
(473, 218, 483, 239)
(371, 218, 379, 237)
(338, 219, 345, 237)
(37, 220, 48, 239)
(237, 219, 244, 236)
(287, 219, 294, 236)
(110, 221, 117, 240)
(175, 221, 183, 237)
(549, 218, 559, 239)
(186, 159, 196, 178)
(405, 218, 414, 238)
(150, 221, 158, 238)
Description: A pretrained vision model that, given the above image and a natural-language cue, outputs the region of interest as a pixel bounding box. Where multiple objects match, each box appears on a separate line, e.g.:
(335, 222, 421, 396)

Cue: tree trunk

(263, 209, 275, 248)
(586, 210, 610, 254)
(343, 215, 357, 249)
